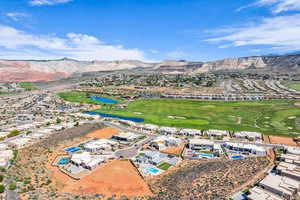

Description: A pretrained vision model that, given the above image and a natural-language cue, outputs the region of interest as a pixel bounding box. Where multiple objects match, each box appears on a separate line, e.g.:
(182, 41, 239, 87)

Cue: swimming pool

(65, 147, 81, 153)
(199, 153, 214, 158)
(147, 167, 160, 175)
(58, 157, 70, 165)
(90, 96, 118, 104)
(231, 155, 246, 159)
(84, 111, 145, 122)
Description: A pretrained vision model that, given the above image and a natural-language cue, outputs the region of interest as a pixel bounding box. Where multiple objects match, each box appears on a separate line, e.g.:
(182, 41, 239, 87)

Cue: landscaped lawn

(19, 82, 38, 91)
(157, 162, 172, 170)
(93, 98, 300, 137)
(286, 82, 300, 91)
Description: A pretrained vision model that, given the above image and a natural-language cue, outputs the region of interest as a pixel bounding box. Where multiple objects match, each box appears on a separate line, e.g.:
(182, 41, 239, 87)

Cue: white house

(258, 174, 299, 200)
(83, 139, 117, 152)
(111, 132, 141, 143)
(189, 139, 214, 151)
(179, 129, 202, 136)
(0, 150, 13, 168)
(150, 136, 182, 151)
(224, 142, 266, 155)
(206, 129, 228, 137)
(234, 131, 262, 141)
(159, 127, 178, 135)
(70, 152, 104, 170)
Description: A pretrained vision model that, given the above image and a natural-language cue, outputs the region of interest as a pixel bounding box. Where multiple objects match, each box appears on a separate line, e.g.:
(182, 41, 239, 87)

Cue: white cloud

(238, 0, 300, 14)
(257, 0, 300, 13)
(29, 0, 73, 6)
(166, 50, 187, 59)
(149, 49, 159, 54)
(0, 25, 147, 61)
(5, 12, 28, 22)
(205, 14, 300, 51)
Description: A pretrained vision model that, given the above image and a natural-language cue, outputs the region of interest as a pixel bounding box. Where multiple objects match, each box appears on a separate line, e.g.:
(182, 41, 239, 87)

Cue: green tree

(0, 174, 3, 182)
(0, 184, 5, 193)
(7, 130, 20, 138)
(56, 118, 62, 124)
(9, 183, 17, 190)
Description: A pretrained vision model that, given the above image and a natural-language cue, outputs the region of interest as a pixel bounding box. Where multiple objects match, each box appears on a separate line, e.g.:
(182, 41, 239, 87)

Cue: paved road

(103, 121, 158, 158)
(5, 188, 19, 200)
(114, 134, 157, 158)
(103, 121, 148, 136)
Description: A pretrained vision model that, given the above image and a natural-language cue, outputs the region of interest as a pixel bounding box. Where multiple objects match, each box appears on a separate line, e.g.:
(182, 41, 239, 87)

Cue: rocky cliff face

(1, 54, 300, 82)
(0, 59, 155, 82)
(195, 57, 267, 73)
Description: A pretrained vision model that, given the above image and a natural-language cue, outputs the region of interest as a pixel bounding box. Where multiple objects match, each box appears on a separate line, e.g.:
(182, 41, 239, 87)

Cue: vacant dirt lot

(267, 135, 299, 146)
(85, 127, 120, 139)
(61, 160, 152, 197)
(149, 157, 270, 200)
(162, 145, 185, 156)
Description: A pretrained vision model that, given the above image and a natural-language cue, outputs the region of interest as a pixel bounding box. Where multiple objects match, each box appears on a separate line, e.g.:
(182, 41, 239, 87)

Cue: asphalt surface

(114, 135, 157, 158)
(103, 121, 157, 158)
(5, 188, 19, 200)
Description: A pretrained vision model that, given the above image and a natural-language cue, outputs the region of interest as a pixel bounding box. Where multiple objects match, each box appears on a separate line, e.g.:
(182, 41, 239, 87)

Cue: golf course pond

(90, 96, 118, 104)
(84, 111, 145, 122)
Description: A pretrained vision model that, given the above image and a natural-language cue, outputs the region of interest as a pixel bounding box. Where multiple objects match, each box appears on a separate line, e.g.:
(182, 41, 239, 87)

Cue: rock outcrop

(1, 54, 300, 82)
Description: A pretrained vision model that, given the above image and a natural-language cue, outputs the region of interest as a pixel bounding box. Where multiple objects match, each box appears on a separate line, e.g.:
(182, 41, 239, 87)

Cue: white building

(159, 127, 178, 135)
(277, 162, 300, 181)
(139, 124, 159, 133)
(258, 174, 299, 200)
(248, 186, 283, 200)
(179, 128, 202, 136)
(0, 150, 13, 168)
(281, 154, 300, 166)
(83, 139, 117, 152)
(111, 132, 141, 143)
(224, 142, 266, 155)
(70, 152, 104, 170)
(206, 129, 228, 137)
(0, 144, 8, 150)
(8, 137, 32, 149)
(189, 139, 214, 151)
(234, 131, 262, 141)
(150, 136, 182, 151)
(286, 147, 300, 156)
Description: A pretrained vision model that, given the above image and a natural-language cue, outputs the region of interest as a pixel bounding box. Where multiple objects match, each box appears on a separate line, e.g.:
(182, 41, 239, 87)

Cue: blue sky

(0, 0, 300, 61)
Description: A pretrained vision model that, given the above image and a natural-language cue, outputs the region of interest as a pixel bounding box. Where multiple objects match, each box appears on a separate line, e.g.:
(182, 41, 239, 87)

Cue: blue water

(84, 111, 145, 122)
(199, 153, 214, 158)
(65, 147, 81, 153)
(231, 155, 245, 159)
(90, 96, 118, 104)
(58, 157, 70, 165)
(147, 167, 160, 174)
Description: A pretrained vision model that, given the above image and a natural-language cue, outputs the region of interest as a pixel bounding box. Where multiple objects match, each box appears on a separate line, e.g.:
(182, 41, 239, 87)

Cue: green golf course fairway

(94, 98, 300, 137)
(287, 82, 300, 91)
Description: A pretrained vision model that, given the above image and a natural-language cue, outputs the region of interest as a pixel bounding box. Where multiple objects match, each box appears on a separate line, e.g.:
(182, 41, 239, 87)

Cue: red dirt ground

(61, 160, 152, 197)
(162, 145, 185, 156)
(85, 127, 120, 139)
(267, 135, 299, 146)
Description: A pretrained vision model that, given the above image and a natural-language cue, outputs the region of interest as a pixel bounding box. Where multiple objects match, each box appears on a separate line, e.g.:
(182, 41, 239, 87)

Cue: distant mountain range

(1, 54, 300, 82)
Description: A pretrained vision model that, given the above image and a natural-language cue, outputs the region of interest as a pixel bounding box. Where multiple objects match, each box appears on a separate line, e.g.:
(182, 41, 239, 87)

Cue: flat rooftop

(259, 174, 299, 196)
(248, 186, 283, 200)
